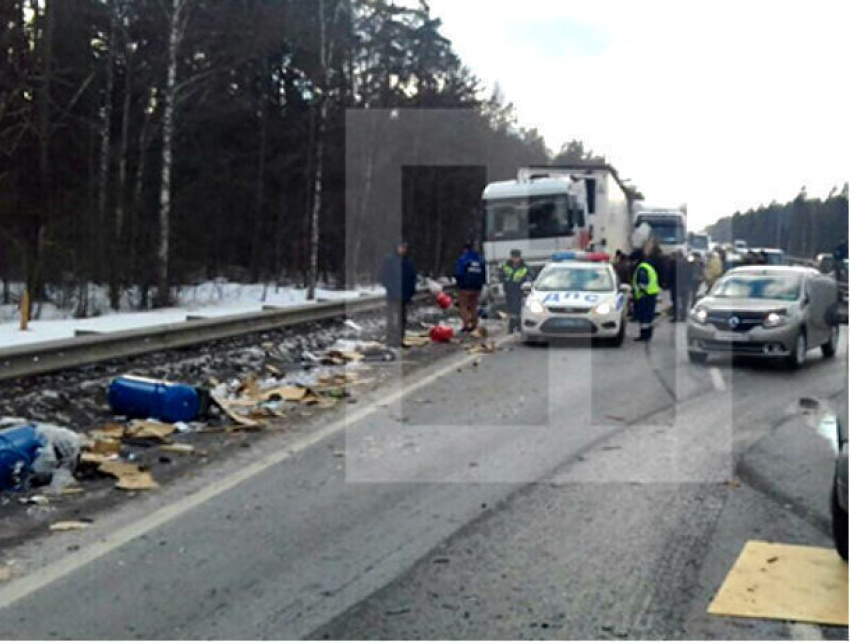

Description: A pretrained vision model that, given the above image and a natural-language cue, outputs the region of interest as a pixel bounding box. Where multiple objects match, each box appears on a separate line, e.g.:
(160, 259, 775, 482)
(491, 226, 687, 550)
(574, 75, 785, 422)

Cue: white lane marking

(789, 622, 824, 640)
(0, 335, 514, 611)
(709, 367, 726, 392)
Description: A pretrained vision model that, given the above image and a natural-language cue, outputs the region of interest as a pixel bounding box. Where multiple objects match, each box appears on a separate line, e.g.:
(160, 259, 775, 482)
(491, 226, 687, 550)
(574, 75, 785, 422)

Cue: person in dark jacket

(381, 241, 416, 347)
(670, 250, 692, 322)
(500, 249, 530, 333)
(454, 240, 486, 332)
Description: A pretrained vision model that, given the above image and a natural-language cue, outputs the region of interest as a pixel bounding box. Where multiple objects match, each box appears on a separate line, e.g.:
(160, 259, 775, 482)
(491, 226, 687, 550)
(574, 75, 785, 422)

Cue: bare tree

(155, 0, 190, 307)
(307, 0, 344, 300)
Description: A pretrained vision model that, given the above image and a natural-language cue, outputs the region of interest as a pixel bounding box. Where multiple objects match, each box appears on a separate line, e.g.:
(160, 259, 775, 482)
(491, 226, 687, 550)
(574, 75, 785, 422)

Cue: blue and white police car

(521, 252, 630, 346)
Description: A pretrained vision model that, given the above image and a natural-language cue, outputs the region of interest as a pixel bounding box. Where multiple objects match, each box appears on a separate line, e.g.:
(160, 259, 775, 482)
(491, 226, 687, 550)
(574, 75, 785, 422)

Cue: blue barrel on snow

(108, 376, 204, 423)
(0, 424, 41, 491)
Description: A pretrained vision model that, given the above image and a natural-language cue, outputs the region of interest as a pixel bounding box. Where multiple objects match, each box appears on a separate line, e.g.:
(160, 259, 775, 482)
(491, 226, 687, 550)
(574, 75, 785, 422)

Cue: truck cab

(482, 176, 589, 297)
(633, 207, 688, 255)
(688, 232, 711, 259)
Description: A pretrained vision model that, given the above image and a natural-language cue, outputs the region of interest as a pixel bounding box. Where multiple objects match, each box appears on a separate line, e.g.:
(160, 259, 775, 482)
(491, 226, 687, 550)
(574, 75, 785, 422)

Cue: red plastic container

(435, 292, 452, 310)
(429, 325, 454, 342)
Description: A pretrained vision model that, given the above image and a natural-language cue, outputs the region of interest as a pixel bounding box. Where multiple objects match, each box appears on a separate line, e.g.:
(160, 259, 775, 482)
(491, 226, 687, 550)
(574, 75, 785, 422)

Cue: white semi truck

(632, 204, 688, 255)
(482, 164, 685, 296)
(481, 175, 589, 296)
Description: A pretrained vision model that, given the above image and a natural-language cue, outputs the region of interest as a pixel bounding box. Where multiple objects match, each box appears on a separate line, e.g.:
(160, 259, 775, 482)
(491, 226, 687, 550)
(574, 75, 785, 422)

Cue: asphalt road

(0, 319, 847, 640)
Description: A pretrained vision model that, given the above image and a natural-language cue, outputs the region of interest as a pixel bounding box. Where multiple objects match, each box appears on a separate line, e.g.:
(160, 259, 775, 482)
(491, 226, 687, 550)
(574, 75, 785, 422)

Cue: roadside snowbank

(0, 282, 385, 349)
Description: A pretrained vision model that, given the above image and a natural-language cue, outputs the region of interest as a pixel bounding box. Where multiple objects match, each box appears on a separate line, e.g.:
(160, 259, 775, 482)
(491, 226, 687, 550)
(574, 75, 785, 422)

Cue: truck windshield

(535, 266, 613, 292)
(637, 216, 686, 244)
(486, 195, 579, 241)
(690, 235, 709, 250)
(712, 275, 802, 301)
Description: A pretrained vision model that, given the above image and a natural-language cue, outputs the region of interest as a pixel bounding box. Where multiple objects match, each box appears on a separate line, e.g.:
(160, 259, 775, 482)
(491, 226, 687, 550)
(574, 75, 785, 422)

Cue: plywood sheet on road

(708, 540, 848, 626)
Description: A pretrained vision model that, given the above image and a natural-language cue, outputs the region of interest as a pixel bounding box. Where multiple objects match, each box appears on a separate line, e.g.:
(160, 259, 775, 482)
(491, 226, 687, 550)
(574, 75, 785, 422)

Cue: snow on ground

(0, 282, 385, 350)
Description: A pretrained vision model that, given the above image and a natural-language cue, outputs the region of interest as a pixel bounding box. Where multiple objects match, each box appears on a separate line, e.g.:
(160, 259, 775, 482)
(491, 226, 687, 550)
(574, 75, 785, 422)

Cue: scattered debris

(2, 299, 462, 532)
(0, 421, 81, 492)
(124, 420, 176, 443)
(0, 423, 41, 492)
(466, 341, 498, 355)
(108, 375, 209, 424)
(708, 540, 848, 626)
(343, 319, 363, 333)
(403, 334, 430, 348)
(160, 443, 195, 455)
(98, 460, 159, 491)
(429, 325, 454, 343)
(49, 520, 90, 532)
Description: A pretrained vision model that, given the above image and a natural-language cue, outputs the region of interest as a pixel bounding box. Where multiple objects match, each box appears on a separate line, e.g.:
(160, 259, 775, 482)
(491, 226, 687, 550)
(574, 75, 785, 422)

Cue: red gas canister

(429, 325, 454, 342)
(435, 292, 452, 310)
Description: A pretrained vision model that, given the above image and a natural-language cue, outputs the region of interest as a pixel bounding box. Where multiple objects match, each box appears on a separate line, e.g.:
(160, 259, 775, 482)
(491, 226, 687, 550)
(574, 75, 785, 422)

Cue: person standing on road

(613, 250, 632, 287)
(455, 240, 486, 333)
(689, 253, 704, 303)
(834, 239, 848, 283)
(671, 250, 691, 322)
(381, 240, 416, 347)
(704, 250, 723, 292)
(501, 249, 530, 334)
(631, 250, 661, 342)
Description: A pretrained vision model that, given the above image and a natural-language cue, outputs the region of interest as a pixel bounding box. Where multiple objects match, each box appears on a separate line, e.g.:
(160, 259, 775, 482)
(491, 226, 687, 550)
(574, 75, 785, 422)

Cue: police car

(520, 252, 630, 346)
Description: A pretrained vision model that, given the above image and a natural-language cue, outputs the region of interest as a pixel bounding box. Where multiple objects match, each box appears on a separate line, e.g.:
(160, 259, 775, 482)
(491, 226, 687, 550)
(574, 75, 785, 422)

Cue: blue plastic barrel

(108, 376, 201, 423)
(0, 424, 41, 491)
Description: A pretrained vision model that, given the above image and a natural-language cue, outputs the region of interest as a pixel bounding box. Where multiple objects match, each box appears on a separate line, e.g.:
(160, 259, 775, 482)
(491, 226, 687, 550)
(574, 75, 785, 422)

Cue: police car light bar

(551, 251, 611, 262)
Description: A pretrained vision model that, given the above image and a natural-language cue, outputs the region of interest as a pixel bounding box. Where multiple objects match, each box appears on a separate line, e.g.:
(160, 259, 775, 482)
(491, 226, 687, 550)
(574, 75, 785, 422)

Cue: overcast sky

(427, 0, 849, 231)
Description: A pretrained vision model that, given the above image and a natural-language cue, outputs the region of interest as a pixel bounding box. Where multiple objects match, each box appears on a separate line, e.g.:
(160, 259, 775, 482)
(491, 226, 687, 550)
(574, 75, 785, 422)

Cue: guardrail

(0, 290, 439, 382)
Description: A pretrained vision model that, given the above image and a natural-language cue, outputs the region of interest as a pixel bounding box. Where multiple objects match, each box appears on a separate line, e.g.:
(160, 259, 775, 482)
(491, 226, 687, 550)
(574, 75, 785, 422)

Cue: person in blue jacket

(381, 240, 417, 347)
(455, 240, 486, 333)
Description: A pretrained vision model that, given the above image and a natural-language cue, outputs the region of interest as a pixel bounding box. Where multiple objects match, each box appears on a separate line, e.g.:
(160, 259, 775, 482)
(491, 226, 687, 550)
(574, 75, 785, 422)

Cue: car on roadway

(749, 247, 786, 265)
(521, 253, 629, 346)
(687, 266, 840, 367)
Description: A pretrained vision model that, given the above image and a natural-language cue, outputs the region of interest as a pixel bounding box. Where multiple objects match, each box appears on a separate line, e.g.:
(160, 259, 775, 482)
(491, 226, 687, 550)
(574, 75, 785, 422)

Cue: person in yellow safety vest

(631, 251, 661, 342)
(501, 249, 531, 333)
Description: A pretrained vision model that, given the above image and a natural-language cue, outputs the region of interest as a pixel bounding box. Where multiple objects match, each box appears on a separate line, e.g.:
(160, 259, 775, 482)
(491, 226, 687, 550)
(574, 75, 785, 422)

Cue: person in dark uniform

(381, 240, 416, 347)
(671, 250, 691, 322)
(834, 240, 848, 283)
(500, 249, 530, 333)
(631, 249, 661, 342)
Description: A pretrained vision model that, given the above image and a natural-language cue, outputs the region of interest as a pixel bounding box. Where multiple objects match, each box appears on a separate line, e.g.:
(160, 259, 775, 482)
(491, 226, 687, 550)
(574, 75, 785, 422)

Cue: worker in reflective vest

(632, 255, 661, 342)
(501, 249, 530, 333)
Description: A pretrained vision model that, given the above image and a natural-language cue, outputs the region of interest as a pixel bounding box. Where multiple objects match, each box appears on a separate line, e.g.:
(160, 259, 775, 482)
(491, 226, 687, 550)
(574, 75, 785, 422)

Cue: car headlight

(593, 302, 613, 316)
(526, 298, 544, 315)
(763, 312, 788, 328)
(690, 307, 708, 324)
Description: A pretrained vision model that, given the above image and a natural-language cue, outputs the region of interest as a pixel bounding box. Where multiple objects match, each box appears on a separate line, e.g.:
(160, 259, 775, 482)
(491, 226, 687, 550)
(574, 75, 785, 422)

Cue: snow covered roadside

(0, 283, 385, 349)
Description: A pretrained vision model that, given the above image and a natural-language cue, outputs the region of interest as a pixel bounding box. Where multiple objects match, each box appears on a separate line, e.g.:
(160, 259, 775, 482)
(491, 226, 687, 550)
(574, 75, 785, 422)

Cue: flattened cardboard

(708, 540, 848, 626)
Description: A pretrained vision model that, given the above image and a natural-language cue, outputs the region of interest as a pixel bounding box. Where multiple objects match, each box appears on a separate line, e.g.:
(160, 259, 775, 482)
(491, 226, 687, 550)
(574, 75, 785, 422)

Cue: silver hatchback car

(686, 266, 840, 368)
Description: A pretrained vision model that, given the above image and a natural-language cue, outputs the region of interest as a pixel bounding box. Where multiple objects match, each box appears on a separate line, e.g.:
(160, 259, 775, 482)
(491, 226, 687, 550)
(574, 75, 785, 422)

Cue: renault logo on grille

(728, 316, 741, 329)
